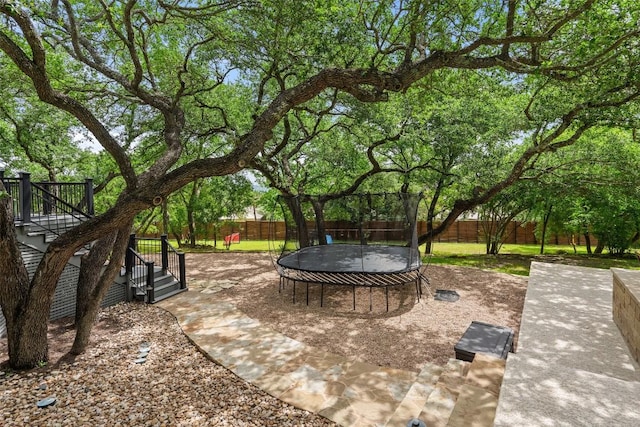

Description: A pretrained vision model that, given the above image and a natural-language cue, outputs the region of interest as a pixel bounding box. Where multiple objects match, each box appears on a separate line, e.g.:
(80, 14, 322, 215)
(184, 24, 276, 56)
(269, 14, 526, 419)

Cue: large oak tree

(1, 0, 639, 368)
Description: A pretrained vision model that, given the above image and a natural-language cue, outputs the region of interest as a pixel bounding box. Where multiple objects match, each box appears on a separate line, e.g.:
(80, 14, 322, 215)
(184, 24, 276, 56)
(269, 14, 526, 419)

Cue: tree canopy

(2, 0, 640, 368)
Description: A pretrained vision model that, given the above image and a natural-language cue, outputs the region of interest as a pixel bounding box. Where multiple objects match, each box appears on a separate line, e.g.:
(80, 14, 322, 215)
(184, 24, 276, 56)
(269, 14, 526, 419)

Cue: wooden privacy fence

(213, 220, 589, 246)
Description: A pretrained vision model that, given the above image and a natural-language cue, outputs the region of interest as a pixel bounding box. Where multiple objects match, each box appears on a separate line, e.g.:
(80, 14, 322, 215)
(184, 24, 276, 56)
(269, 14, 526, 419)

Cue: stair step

(464, 353, 506, 398)
(418, 358, 470, 427)
(154, 278, 180, 294)
(384, 363, 444, 426)
(150, 287, 187, 303)
(153, 272, 175, 283)
(446, 354, 506, 427)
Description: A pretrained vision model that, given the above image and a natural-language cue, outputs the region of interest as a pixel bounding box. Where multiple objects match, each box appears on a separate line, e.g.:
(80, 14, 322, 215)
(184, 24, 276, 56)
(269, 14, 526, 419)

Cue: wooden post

(161, 234, 169, 272)
(178, 253, 187, 289)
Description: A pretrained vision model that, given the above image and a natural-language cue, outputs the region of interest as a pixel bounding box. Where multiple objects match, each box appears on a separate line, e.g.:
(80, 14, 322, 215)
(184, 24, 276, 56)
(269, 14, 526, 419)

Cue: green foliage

(167, 174, 254, 246)
(523, 128, 640, 254)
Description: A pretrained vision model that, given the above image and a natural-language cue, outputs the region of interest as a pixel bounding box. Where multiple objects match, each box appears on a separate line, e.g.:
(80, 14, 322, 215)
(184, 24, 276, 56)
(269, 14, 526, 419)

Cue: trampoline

(272, 193, 430, 311)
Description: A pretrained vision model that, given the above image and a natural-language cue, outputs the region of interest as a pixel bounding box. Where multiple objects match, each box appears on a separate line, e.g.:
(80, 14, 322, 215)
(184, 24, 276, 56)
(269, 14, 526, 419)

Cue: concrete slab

(495, 262, 640, 426)
(496, 354, 640, 427)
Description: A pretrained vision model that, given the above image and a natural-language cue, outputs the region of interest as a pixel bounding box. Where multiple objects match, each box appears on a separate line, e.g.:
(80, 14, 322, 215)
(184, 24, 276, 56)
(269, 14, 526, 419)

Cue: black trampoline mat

(277, 244, 421, 274)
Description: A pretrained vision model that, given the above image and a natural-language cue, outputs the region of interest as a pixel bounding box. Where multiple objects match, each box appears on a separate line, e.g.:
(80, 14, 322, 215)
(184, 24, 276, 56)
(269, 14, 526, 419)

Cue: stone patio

(159, 262, 640, 426)
(158, 288, 504, 426)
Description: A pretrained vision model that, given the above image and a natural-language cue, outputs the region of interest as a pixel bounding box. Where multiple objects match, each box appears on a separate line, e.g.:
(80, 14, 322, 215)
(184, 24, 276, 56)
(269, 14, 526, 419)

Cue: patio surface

(157, 289, 504, 426)
(158, 261, 640, 426)
(494, 262, 640, 426)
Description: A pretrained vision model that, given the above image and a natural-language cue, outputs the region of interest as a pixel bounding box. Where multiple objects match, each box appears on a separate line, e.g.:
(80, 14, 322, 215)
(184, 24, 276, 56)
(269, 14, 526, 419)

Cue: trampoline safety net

(273, 193, 426, 310)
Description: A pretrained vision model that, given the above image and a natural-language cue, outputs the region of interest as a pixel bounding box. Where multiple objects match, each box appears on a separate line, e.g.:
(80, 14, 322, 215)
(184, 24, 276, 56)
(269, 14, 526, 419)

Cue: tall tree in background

(525, 128, 640, 254)
(1, 0, 639, 369)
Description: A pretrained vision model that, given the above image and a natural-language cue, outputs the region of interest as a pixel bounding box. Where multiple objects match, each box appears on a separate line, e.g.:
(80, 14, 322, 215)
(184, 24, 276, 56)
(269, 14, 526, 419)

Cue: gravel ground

(189, 252, 528, 370)
(0, 304, 335, 426)
(0, 252, 527, 425)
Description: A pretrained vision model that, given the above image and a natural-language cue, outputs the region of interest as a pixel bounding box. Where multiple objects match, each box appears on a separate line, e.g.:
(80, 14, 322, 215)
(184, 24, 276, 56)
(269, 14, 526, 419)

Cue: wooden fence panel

(167, 219, 599, 248)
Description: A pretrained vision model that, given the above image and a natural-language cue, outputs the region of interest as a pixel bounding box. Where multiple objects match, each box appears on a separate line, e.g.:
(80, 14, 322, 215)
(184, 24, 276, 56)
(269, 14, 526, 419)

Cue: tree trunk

(0, 182, 45, 369)
(74, 232, 118, 333)
(311, 200, 327, 244)
(162, 199, 170, 236)
(187, 206, 196, 246)
(489, 240, 499, 255)
(0, 219, 74, 368)
(71, 225, 131, 354)
(594, 240, 605, 254)
(583, 231, 592, 254)
(284, 196, 309, 248)
(1, 180, 148, 368)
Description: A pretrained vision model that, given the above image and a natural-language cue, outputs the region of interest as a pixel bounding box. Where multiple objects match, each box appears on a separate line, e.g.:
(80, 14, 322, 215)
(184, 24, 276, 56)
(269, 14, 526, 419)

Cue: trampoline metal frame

(277, 265, 430, 312)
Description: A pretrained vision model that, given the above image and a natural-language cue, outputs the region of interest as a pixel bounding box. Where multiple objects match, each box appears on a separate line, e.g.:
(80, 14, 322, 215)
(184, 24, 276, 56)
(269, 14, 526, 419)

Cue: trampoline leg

(369, 287, 372, 311)
(293, 280, 296, 304)
(320, 284, 324, 307)
(353, 285, 356, 310)
(386, 287, 389, 312)
(306, 282, 309, 306)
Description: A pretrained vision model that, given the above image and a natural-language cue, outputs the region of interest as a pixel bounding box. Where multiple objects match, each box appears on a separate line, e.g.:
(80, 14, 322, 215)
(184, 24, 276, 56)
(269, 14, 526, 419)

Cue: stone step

(417, 358, 471, 427)
(384, 363, 444, 426)
(446, 353, 506, 427)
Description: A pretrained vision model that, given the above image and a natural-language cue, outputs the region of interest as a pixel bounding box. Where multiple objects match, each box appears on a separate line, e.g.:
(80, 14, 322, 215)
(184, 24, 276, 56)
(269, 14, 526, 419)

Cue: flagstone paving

(158, 288, 504, 426)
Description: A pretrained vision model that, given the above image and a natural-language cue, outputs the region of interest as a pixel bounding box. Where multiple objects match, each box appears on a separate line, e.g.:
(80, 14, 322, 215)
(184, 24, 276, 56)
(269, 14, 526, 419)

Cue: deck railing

(124, 234, 186, 302)
(125, 247, 156, 303)
(1, 171, 94, 232)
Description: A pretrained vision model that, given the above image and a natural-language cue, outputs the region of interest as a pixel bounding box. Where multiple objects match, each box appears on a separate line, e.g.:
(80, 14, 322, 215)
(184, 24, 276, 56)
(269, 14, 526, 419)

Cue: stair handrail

(125, 244, 155, 303)
(0, 174, 23, 220)
(27, 182, 92, 237)
(162, 236, 187, 290)
(127, 234, 187, 301)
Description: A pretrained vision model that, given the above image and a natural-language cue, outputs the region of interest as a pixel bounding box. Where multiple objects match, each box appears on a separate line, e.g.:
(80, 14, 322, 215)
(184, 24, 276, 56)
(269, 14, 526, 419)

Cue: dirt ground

(1, 252, 528, 372)
(186, 252, 528, 371)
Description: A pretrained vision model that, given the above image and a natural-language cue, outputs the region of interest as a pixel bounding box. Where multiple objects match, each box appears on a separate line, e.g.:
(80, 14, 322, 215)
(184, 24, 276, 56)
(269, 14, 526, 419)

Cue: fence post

(19, 172, 31, 222)
(178, 252, 187, 289)
(161, 234, 169, 272)
(146, 261, 155, 303)
(84, 178, 94, 216)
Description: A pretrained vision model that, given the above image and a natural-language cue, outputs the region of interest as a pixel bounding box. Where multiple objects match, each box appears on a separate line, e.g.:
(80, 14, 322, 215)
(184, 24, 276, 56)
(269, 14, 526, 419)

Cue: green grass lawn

(424, 242, 640, 275)
(172, 239, 640, 276)
(170, 239, 282, 252)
